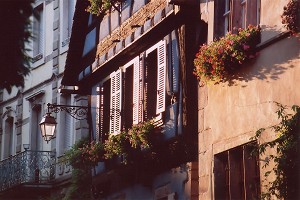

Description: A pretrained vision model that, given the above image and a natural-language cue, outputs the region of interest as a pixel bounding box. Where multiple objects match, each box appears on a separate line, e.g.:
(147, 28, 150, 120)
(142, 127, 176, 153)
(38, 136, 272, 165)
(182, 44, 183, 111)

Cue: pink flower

(243, 44, 250, 50)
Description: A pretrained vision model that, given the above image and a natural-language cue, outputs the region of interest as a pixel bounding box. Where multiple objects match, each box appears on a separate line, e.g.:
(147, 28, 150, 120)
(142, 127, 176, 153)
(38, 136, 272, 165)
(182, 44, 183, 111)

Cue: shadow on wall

(222, 27, 300, 87)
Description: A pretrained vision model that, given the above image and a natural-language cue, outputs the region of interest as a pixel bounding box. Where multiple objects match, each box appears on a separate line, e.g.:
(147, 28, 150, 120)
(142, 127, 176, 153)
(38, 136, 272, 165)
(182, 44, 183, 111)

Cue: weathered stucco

(198, 0, 300, 198)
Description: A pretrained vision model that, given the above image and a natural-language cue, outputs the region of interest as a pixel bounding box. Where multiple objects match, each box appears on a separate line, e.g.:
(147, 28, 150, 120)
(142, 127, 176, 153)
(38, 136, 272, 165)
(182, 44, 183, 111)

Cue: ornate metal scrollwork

(0, 151, 56, 192)
(47, 103, 88, 120)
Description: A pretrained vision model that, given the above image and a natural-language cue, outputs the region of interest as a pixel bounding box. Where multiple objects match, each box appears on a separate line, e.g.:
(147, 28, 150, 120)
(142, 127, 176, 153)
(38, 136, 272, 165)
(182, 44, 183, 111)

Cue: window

(61, 0, 76, 47)
(214, 142, 260, 200)
(97, 40, 166, 137)
(33, 3, 44, 59)
(31, 105, 43, 151)
(81, 13, 99, 69)
(3, 117, 14, 158)
(214, 0, 260, 38)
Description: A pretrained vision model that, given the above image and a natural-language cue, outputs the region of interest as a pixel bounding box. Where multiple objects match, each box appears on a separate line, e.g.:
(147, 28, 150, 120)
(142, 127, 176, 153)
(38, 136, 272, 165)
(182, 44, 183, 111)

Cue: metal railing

(0, 151, 56, 192)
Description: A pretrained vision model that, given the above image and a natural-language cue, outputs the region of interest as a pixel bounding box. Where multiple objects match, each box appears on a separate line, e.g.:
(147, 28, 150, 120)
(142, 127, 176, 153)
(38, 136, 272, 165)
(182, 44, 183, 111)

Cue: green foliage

(250, 102, 300, 199)
(0, 0, 33, 93)
(127, 120, 155, 149)
(64, 138, 104, 170)
(85, 0, 123, 16)
(65, 119, 197, 185)
(104, 119, 155, 163)
(63, 169, 91, 200)
(282, 0, 300, 33)
(104, 130, 129, 160)
(193, 25, 260, 83)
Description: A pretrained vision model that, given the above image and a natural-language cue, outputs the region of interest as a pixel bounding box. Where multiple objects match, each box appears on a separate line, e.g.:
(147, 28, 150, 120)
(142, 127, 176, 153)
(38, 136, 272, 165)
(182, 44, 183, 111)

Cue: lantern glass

(39, 113, 57, 143)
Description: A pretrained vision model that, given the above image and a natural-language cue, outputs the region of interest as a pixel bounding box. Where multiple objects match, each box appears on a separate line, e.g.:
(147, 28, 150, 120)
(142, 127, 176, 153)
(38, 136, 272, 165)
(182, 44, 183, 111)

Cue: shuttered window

(156, 41, 166, 114)
(145, 40, 166, 120)
(64, 96, 72, 150)
(133, 56, 143, 124)
(214, 142, 260, 200)
(110, 69, 122, 134)
(99, 80, 111, 142)
(96, 40, 167, 138)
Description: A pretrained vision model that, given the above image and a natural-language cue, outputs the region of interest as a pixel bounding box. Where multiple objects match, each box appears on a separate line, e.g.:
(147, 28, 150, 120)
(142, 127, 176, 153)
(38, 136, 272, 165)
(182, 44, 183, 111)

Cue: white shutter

(110, 73, 115, 133)
(64, 112, 72, 148)
(110, 69, 122, 134)
(133, 56, 143, 124)
(171, 31, 179, 93)
(64, 96, 72, 150)
(96, 86, 101, 141)
(156, 40, 166, 114)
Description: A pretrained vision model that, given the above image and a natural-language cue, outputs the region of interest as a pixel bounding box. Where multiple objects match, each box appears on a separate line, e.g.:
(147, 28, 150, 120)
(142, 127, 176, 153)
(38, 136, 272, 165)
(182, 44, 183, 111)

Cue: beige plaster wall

(198, 9, 300, 199)
(199, 34, 300, 200)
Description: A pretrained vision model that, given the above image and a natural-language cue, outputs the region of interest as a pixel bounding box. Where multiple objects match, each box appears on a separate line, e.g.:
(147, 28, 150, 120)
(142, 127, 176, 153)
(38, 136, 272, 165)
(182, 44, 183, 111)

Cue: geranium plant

(64, 138, 104, 170)
(128, 120, 155, 149)
(86, 0, 123, 16)
(104, 130, 128, 159)
(194, 25, 261, 83)
(282, 0, 300, 33)
(104, 119, 155, 160)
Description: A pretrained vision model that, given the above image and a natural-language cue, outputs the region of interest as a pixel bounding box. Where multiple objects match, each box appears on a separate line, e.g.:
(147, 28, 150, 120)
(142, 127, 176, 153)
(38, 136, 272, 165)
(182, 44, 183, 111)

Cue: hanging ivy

(250, 102, 300, 199)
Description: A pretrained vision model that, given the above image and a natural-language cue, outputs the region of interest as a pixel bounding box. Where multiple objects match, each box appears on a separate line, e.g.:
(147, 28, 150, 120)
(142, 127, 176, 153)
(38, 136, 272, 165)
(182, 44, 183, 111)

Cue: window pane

(124, 65, 133, 129)
(82, 28, 96, 56)
(145, 50, 157, 120)
(214, 152, 229, 200)
(33, 5, 44, 56)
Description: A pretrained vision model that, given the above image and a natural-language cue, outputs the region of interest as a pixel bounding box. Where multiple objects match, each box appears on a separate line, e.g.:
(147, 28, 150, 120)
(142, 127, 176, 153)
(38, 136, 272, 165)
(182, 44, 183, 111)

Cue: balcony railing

(0, 151, 56, 192)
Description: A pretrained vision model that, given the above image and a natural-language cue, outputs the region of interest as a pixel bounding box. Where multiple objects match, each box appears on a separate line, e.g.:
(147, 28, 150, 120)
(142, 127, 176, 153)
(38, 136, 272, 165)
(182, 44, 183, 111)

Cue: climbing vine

(250, 102, 300, 199)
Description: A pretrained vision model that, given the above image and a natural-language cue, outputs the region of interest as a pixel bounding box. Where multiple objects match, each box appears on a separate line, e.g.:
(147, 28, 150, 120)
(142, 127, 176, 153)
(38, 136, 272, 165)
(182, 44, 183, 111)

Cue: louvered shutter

(110, 69, 122, 134)
(156, 40, 166, 114)
(64, 96, 72, 149)
(96, 86, 101, 142)
(133, 56, 143, 124)
(64, 112, 72, 148)
(171, 31, 179, 94)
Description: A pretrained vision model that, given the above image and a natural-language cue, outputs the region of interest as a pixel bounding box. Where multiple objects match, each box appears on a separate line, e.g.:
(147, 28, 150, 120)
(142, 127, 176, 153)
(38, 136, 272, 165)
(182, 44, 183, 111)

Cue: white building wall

(0, 0, 77, 179)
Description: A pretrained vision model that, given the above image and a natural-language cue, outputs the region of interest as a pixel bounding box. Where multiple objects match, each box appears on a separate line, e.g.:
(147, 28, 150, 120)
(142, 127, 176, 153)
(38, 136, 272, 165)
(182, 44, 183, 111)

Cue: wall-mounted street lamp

(39, 103, 89, 143)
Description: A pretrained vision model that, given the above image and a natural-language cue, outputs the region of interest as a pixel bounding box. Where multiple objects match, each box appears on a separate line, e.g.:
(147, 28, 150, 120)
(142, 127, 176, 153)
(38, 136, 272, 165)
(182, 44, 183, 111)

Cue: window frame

(97, 40, 167, 138)
(60, 0, 76, 53)
(214, 142, 260, 199)
(32, 2, 45, 64)
(214, 0, 260, 38)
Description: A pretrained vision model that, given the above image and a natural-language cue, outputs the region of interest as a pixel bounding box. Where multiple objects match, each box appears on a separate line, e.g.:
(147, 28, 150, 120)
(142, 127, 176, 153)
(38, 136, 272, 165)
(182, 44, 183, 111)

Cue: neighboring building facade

(61, 0, 203, 199)
(0, 0, 86, 198)
(198, 0, 300, 199)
